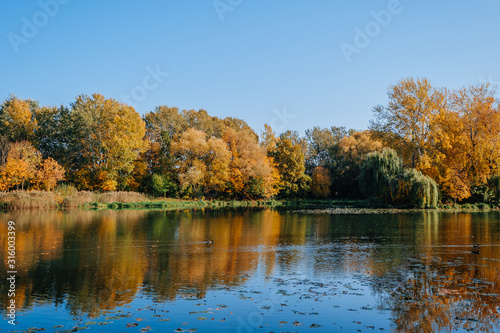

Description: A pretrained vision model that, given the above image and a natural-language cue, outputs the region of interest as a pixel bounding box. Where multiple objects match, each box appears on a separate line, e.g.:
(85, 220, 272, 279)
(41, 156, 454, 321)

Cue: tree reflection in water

(0, 209, 498, 332)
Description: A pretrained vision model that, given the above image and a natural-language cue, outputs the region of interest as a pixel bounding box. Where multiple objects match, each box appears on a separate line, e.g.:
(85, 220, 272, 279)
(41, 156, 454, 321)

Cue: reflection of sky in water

(0, 209, 499, 332)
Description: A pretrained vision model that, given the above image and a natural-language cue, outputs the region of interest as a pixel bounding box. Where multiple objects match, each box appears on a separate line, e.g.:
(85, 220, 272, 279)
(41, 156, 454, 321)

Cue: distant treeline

(1, 77, 500, 208)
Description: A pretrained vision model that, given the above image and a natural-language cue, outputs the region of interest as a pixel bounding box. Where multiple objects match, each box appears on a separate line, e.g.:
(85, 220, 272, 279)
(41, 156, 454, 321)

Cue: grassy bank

(0, 189, 497, 211)
(0, 189, 283, 210)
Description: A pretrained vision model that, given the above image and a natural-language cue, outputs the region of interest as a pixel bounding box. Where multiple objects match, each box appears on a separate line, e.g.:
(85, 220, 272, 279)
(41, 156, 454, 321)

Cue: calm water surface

(0, 208, 499, 332)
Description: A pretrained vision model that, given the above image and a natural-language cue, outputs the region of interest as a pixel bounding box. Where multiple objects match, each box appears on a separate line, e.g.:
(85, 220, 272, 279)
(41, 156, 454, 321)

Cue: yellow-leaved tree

(371, 78, 500, 201)
(171, 128, 231, 198)
(70, 94, 147, 191)
(223, 128, 276, 199)
(0, 141, 64, 191)
(370, 77, 447, 170)
(268, 130, 310, 198)
(0, 95, 38, 142)
(3, 141, 41, 190)
(417, 83, 500, 201)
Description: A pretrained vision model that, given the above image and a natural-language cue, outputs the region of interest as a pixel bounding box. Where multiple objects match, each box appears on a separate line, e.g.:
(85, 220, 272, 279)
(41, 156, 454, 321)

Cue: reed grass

(0, 188, 149, 210)
(0, 189, 496, 211)
(0, 187, 284, 210)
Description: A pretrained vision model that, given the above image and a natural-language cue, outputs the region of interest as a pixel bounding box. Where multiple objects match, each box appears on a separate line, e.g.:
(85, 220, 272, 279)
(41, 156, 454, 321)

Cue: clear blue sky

(1, 0, 499, 135)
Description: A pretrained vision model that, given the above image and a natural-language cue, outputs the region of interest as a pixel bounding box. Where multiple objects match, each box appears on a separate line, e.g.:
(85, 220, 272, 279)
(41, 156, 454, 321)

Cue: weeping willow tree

(359, 148, 402, 201)
(359, 148, 438, 208)
(395, 168, 438, 208)
(488, 175, 500, 206)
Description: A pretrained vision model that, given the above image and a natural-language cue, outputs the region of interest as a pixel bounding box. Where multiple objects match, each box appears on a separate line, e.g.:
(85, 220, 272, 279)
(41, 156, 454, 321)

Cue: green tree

(150, 173, 177, 197)
(359, 148, 438, 208)
(304, 126, 347, 173)
(359, 148, 402, 201)
(396, 168, 439, 208)
(488, 175, 500, 206)
(336, 130, 383, 198)
(34, 105, 86, 166)
(141, 106, 185, 194)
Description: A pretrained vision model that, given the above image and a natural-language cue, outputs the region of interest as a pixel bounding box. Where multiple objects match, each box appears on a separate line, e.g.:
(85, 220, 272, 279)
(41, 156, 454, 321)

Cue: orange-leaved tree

(0, 141, 64, 191)
(424, 83, 500, 201)
(223, 128, 276, 199)
(310, 167, 331, 198)
(32, 157, 65, 190)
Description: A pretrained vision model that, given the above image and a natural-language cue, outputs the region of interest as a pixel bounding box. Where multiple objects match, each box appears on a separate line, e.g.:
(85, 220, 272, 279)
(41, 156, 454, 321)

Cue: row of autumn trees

(1, 77, 500, 205)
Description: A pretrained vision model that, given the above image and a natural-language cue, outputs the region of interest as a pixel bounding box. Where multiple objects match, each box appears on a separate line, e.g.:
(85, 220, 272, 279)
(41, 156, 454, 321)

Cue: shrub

(150, 173, 177, 197)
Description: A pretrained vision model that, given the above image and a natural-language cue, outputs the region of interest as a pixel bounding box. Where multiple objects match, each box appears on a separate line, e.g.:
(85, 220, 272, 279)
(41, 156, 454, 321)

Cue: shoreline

(0, 190, 498, 213)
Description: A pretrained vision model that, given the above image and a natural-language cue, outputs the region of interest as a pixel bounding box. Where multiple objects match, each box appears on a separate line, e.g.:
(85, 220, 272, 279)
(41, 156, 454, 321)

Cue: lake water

(0, 208, 499, 332)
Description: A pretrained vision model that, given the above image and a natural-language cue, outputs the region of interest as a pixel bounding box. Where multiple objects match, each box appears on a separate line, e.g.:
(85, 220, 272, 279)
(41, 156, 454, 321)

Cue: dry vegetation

(0, 185, 282, 210)
(0, 186, 148, 210)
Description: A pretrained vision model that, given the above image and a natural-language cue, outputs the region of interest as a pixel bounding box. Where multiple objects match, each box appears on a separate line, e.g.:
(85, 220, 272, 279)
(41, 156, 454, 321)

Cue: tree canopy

(2, 78, 500, 207)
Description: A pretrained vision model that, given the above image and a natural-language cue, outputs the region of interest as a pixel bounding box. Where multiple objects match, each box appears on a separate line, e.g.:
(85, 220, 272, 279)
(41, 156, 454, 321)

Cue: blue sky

(1, 0, 499, 135)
